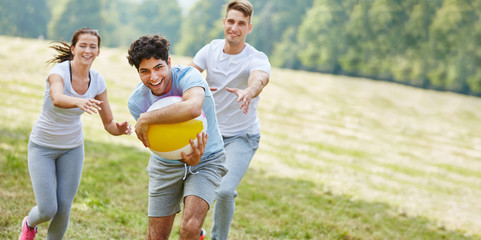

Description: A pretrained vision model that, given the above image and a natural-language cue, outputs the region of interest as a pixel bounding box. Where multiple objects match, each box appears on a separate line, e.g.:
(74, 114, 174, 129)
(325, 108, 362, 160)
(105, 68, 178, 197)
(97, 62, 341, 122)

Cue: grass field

(1, 35, 481, 239)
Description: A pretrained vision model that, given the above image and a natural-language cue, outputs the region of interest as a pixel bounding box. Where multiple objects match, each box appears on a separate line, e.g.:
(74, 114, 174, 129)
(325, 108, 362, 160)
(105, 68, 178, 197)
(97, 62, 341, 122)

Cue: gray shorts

(147, 150, 228, 217)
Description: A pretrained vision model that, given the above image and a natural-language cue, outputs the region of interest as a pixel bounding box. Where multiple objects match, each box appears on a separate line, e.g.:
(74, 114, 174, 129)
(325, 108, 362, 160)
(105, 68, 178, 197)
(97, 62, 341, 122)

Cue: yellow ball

(146, 96, 207, 160)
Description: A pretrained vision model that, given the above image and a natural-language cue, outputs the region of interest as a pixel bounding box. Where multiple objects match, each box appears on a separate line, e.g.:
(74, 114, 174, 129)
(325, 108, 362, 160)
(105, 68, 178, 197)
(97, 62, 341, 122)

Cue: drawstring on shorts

(183, 163, 200, 180)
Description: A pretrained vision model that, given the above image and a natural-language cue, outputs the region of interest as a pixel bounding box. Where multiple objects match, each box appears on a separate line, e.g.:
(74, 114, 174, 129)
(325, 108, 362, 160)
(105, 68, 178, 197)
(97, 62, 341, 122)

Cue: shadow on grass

(234, 167, 479, 240)
(1, 127, 479, 239)
(0, 127, 149, 239)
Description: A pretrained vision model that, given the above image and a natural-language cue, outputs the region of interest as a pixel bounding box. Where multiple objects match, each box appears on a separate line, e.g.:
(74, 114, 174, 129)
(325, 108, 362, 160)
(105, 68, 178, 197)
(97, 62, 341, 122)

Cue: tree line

(1, 0, 479, 95)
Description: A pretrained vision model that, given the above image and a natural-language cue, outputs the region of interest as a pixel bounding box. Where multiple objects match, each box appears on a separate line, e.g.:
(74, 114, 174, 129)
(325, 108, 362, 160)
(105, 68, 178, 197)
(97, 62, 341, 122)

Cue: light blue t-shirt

(128, 65, 224, 163)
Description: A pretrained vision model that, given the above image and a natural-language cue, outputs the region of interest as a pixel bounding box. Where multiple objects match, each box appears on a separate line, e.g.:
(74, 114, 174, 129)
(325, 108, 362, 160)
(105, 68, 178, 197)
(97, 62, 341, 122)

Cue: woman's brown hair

(47, 28, 101, 65)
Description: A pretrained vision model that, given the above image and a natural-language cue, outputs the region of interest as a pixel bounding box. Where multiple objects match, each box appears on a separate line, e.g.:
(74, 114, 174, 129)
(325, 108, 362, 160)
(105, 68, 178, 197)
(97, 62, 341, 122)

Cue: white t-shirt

(193, 39, 271, 136)
(30, 61, 107, 148)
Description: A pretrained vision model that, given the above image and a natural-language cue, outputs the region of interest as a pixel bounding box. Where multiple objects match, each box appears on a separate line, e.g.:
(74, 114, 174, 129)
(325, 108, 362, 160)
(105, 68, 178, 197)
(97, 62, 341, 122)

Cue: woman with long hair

(19, 28, 131, 240)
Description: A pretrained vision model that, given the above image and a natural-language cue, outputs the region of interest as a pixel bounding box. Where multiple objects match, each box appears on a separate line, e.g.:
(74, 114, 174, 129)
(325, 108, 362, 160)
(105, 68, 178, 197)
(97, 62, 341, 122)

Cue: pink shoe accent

(19, 217, 37, 240)
(199, 228, 207, 240)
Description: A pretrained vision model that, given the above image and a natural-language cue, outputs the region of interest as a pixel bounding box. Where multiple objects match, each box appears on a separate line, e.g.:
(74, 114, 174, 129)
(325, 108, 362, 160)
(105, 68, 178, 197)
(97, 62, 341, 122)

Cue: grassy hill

(1, 35, 480, 239)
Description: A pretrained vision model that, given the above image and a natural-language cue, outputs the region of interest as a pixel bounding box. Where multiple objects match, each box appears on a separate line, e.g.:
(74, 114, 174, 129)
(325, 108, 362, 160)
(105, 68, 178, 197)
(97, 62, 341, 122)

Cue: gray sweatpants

(26, 140, 84, 240)
(211, 133, 260, 240)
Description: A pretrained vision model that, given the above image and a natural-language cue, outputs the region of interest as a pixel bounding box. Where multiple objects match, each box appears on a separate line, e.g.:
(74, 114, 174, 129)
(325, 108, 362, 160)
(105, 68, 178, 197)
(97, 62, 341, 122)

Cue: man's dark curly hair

(127, 34, 170, 70)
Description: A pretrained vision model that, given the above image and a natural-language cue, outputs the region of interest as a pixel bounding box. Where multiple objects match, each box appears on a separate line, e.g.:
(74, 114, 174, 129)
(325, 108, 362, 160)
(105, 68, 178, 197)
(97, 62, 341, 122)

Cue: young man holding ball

(127, 34, 227, 240)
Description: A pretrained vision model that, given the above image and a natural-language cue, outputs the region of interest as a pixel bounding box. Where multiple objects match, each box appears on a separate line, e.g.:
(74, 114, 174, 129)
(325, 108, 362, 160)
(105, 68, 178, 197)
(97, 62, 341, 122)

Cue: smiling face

(223, 9, 252, 48)
(138, 57, 172, 96)
(71, 33, 100, 65)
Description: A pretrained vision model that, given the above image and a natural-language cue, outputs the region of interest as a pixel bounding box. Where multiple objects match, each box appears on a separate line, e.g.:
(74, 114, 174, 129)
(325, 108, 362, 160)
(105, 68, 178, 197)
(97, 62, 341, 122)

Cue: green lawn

(1, 36, 480, 239)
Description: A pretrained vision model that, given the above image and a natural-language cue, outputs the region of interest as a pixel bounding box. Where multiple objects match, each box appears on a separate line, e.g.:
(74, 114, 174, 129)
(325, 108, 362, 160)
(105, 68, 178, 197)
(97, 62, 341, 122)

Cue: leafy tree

(392, 0, 440, 88)
(175, 0, 227, 56)
(427, 0, 476, 93)
(0, 0, 50, 38)
(99, 0, 139, 47)
(0, 0, 17, 35)
(249, 0, 313, 57)
(2, 0, 481, 96)
(49, 0, 102, 42)
(134, 0, 182, 45)
(298, 0, 357, 73)
(466, 1, 481, 94)
(270, 26, 303, 69)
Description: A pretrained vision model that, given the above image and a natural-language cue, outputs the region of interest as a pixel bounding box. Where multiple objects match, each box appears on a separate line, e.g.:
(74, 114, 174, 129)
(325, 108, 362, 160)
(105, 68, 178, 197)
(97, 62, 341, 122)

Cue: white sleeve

(96, 73, 107, 95)
(249, 51, 271, 76)
(47, 61, 69, 82)
(192, 43, 211, 71)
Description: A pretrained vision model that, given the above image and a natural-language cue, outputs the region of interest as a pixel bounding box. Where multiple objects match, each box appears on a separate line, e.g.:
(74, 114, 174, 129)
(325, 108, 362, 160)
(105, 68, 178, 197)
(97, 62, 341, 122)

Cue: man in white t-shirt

(189, 1, 271, 239)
